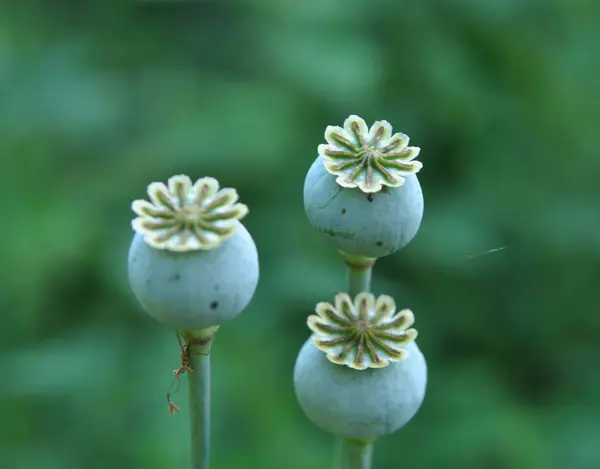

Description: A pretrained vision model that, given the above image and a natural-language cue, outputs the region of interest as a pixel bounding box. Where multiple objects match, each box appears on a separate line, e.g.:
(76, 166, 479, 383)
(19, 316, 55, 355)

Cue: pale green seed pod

(127, 175, 259, 330)
(304, 115, 424, 259)
(294, 292, 427, 439)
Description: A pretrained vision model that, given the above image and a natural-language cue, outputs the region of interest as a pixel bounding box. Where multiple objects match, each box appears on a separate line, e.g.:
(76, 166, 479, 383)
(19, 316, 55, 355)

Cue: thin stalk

(181, 327, 219, 469)
(340, 439, 374, 469)
(339, 250, 375, 297)
(188, 346, 210, 469)
(347, 264, 372, 297)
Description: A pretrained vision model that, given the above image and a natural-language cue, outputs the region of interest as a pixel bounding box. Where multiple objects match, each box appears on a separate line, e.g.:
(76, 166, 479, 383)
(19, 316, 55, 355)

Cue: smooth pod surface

(128, 221, 259, 330)
(304, 156, 424, 258)
(294, 338, 427, 439)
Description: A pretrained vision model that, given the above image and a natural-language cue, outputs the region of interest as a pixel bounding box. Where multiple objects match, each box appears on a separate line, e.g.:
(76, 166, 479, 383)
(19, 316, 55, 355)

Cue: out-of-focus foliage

(1, 1, 599, 468)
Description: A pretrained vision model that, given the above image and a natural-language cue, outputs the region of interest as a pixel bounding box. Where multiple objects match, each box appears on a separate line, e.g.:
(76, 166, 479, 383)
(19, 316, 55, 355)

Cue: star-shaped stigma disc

(308, 292, 417, 370)
(131, 175, 248, 252)
(318, 115, 423, 193)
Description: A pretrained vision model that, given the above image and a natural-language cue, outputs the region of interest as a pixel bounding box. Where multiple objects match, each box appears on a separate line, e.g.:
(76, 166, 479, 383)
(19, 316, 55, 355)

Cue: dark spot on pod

(341, 208, 347, 215)
(376, 241, 383, 247)
(367, 194, 374, 202)
(169, 273, 181, 281)
(210, 301, 219, 310)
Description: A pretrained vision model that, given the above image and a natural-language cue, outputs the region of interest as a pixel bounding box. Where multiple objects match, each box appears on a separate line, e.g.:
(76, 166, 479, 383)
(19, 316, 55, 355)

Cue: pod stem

(180, 327, 219, 469)
(337, 438, 374, 469)
(347, 264, 372, 297)
(341, 250, 375, 297)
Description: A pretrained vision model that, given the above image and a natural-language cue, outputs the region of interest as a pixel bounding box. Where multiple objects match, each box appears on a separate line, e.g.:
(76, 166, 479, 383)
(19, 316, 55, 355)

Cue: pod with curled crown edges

(128, 174, 259, 332)
(294, 292, 427, 441)
(303, 115, 424, 262)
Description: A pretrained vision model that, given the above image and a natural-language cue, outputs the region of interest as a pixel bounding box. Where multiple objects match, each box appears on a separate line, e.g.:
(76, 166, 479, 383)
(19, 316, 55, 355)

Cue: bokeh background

(2, 1, 600, 468)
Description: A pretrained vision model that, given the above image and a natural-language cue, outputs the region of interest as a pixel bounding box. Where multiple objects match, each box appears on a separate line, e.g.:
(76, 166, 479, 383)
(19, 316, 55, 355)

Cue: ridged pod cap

(127, 175, 259, 330)
(304, 115, 424, 258)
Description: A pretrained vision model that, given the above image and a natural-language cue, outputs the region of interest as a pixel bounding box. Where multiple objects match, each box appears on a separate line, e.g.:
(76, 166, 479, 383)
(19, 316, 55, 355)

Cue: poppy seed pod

(293, 293, 427, 439)
(127, 175, 259, 330)
(304, 115, 424, 259)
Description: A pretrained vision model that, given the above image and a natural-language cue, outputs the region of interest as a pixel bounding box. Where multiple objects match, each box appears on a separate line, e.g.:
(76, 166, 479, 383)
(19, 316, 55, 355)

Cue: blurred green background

(1, 1, 599, 468)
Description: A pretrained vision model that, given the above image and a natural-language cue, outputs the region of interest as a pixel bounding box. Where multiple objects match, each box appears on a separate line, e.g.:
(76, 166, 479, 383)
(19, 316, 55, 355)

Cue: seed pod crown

(132, 175, 249, 252)
(318, 115, 423, 194)
(308, 292, 418, 370)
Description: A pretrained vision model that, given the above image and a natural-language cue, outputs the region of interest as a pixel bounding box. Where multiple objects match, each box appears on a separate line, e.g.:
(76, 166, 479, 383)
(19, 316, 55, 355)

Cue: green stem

(188, 348, 210, 469)
(339, 250, 375, 297)
(180, 327, 219, 469)
(340, 439, 374, 469)
(335, 437, 374, 469)
(347, 264, 372, 297)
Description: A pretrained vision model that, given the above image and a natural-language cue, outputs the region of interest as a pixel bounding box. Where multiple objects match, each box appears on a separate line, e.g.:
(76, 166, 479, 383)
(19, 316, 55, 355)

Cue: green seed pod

(293, 292, 427, 439)
(127, 175, 259, 330)
(304, 115, 424, 259)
